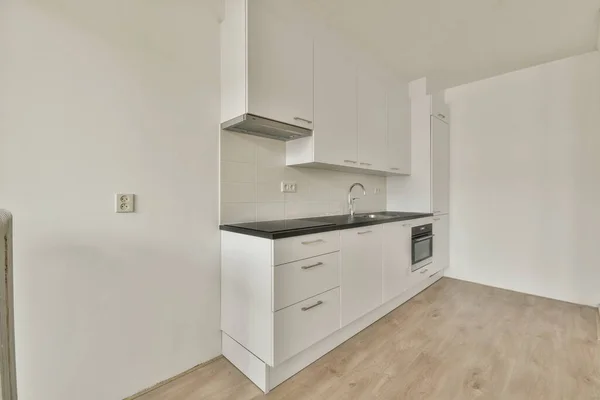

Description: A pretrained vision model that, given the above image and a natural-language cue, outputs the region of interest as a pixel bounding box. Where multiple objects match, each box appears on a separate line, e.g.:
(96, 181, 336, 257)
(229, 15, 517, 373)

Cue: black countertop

(219, 211, 433, 239)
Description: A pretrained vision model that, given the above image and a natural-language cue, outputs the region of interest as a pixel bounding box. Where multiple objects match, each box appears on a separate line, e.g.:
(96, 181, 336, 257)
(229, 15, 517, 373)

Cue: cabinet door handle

(390, 167, 400, 171)
(437, 113, 446, 119)
(344, 160, 357, 164)
(301, 239, 325, 245)
(402, 224, 410, 227)
(294, 117, 313, 124)
(433, 210, 441, 213)
(420, 268, 429, 274)
(301, 300, 323, 311)
(357, 230, 373, 235)
(360, 162, 372, 166)
(301, 262, 324, 270)
(433, 218, 441, 221)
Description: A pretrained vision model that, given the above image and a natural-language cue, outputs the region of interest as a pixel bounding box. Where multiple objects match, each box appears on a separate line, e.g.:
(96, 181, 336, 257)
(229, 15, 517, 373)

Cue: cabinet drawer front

(274, 231, 340, 265)
(274, 288, 340, 365)
(274, 252, 340, 311)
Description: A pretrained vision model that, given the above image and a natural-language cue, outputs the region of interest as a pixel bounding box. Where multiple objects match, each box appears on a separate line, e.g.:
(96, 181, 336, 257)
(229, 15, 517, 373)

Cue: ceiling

(295, 0, 600, 91)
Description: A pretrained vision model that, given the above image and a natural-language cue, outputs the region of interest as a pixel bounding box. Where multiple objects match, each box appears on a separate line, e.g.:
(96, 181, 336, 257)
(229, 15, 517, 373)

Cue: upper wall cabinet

(312, 36, 358, 166)
(431, 115, 450, 215)
(221, 0, 313, 130)
(387, 83, 411, 175)
(431, 92, 450, 124)
(357, 72, 388, 171)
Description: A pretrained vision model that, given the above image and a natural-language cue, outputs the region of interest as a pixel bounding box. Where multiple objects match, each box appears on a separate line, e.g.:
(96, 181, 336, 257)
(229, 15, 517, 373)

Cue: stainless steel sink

(353, 213, 393, 220)
(354, 214, 378, 219)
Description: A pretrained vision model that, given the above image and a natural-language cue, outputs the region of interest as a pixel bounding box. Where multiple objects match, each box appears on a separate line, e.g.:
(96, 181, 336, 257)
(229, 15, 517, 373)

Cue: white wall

(445, 51, 600, 306)
(221, 131, 387, 223)
(0, 1, 222, 399)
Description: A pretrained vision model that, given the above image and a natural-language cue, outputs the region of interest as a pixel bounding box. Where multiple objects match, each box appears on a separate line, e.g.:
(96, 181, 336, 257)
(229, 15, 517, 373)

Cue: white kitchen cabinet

(273, 252, 340, 311)
(358, 72, 388, 171)
(431, 92, 450, 124)
(221, 0, 313, 129)
(312, 36, 358, 166)
(387, 83, 411, 174)
(432, 214, 449, 274)
(274, 287, 340, 365)
(432, 116, 450, 215)
(340, 225, 383, 326)
(382, 222, 412, 302)
(221, 217, 443, 394)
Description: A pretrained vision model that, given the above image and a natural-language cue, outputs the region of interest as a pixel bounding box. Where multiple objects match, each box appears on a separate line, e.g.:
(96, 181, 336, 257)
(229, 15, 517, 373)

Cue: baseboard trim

(596, 306, 600, 342)
(125, 355, 223, 399)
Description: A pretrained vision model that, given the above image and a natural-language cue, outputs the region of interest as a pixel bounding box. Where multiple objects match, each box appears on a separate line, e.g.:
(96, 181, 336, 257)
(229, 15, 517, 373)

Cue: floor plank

(136, 278, 600, 400)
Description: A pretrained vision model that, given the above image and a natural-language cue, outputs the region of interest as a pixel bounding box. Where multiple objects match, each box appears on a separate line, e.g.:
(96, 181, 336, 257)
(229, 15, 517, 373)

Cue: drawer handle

(391, 167, 400, 171)
(402, 224, 410, 227)
(301, 300, 323, 311)
(344, 159, 357, 164)
(433, 218, 441, 221)
(301, 262, 324, 270)
(357, 230, 373, 235)
(294, 117, 313, 124)
(360, 162, 372, 166)
(437, 113, 446, 119)
(301, 239, 325, 245)
(420, 268, 429, 274)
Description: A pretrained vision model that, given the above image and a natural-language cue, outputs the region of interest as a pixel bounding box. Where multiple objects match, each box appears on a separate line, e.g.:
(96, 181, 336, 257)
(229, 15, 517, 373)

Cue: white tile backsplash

(221, 182, 256, 203)
(220, 131, 387, 223)
(221, 203, 257, 224)
(221, 161, 256, 183)
(257, 202, 285, 221)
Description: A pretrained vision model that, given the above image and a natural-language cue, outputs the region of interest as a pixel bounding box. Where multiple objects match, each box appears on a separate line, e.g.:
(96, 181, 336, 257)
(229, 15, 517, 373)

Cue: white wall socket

(280, 182, 297, 193)
(116, 193, 135, 213)
(374, 188, 381, 194)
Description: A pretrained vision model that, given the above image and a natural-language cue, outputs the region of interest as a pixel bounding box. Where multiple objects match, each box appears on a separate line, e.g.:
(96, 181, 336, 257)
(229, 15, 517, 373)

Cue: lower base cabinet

(274, 287, 340, 365)
(432, 214, 450, 274)
(221, 215, 446, 393)
(340, 226, 383, 327)
(382, 222, 412, 302)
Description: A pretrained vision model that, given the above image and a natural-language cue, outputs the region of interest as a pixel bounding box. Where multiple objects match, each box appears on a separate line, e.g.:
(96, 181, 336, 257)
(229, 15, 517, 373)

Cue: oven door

(411, 234, 433, 272)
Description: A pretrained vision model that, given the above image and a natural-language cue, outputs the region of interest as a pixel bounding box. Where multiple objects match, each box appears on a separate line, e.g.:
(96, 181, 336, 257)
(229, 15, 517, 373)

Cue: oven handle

(413, 234, 434, 243)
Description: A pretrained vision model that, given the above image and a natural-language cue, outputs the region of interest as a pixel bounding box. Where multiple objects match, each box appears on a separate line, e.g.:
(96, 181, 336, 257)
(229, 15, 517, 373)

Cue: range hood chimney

(221, 114, 313, 142)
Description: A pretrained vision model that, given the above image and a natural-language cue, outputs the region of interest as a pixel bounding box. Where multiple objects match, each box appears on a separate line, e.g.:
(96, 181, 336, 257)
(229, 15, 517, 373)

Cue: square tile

(221, 203, 256, 224)
(221, 131, 256, 163)
(257, 182, 284, 202)
(221, 182, 256, 203)
(221, 161, 256, 183)
(257, 202, 285, 221)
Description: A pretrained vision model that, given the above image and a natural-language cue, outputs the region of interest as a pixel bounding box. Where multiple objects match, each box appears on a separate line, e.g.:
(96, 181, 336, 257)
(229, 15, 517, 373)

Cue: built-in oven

(411, 223, 434, 272)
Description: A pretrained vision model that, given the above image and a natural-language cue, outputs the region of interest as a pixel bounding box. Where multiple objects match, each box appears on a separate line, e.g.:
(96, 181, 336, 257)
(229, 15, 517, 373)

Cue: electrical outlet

(374, 188, 381, 194)
(115, 193, 135, 213)
(280, 182, 297, 193)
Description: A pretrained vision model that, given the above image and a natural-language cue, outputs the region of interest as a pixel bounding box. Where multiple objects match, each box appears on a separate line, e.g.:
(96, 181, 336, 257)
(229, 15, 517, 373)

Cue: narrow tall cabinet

(430, 93, 450, 272)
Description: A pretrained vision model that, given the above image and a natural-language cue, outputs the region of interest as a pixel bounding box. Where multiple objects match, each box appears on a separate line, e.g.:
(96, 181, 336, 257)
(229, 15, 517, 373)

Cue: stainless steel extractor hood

(221, 114, 312, 141)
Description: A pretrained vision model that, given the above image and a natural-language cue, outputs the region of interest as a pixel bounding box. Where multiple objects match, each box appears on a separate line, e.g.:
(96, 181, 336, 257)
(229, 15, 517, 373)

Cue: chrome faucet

(348, 183, 366, 217)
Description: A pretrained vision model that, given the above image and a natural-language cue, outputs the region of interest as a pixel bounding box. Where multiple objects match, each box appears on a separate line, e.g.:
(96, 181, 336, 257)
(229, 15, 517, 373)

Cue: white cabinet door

(382, 222, 412, 303)
(432, 116, 450, 215)
(432, 215, 449, 274)
(340, 226, 383, 327)
(387, 83, 411, 174)
(313, 37, 358, 166)
(247, 1, 314, 129)
(431, 92, 450, 124)
(358, 72, 387, 171)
